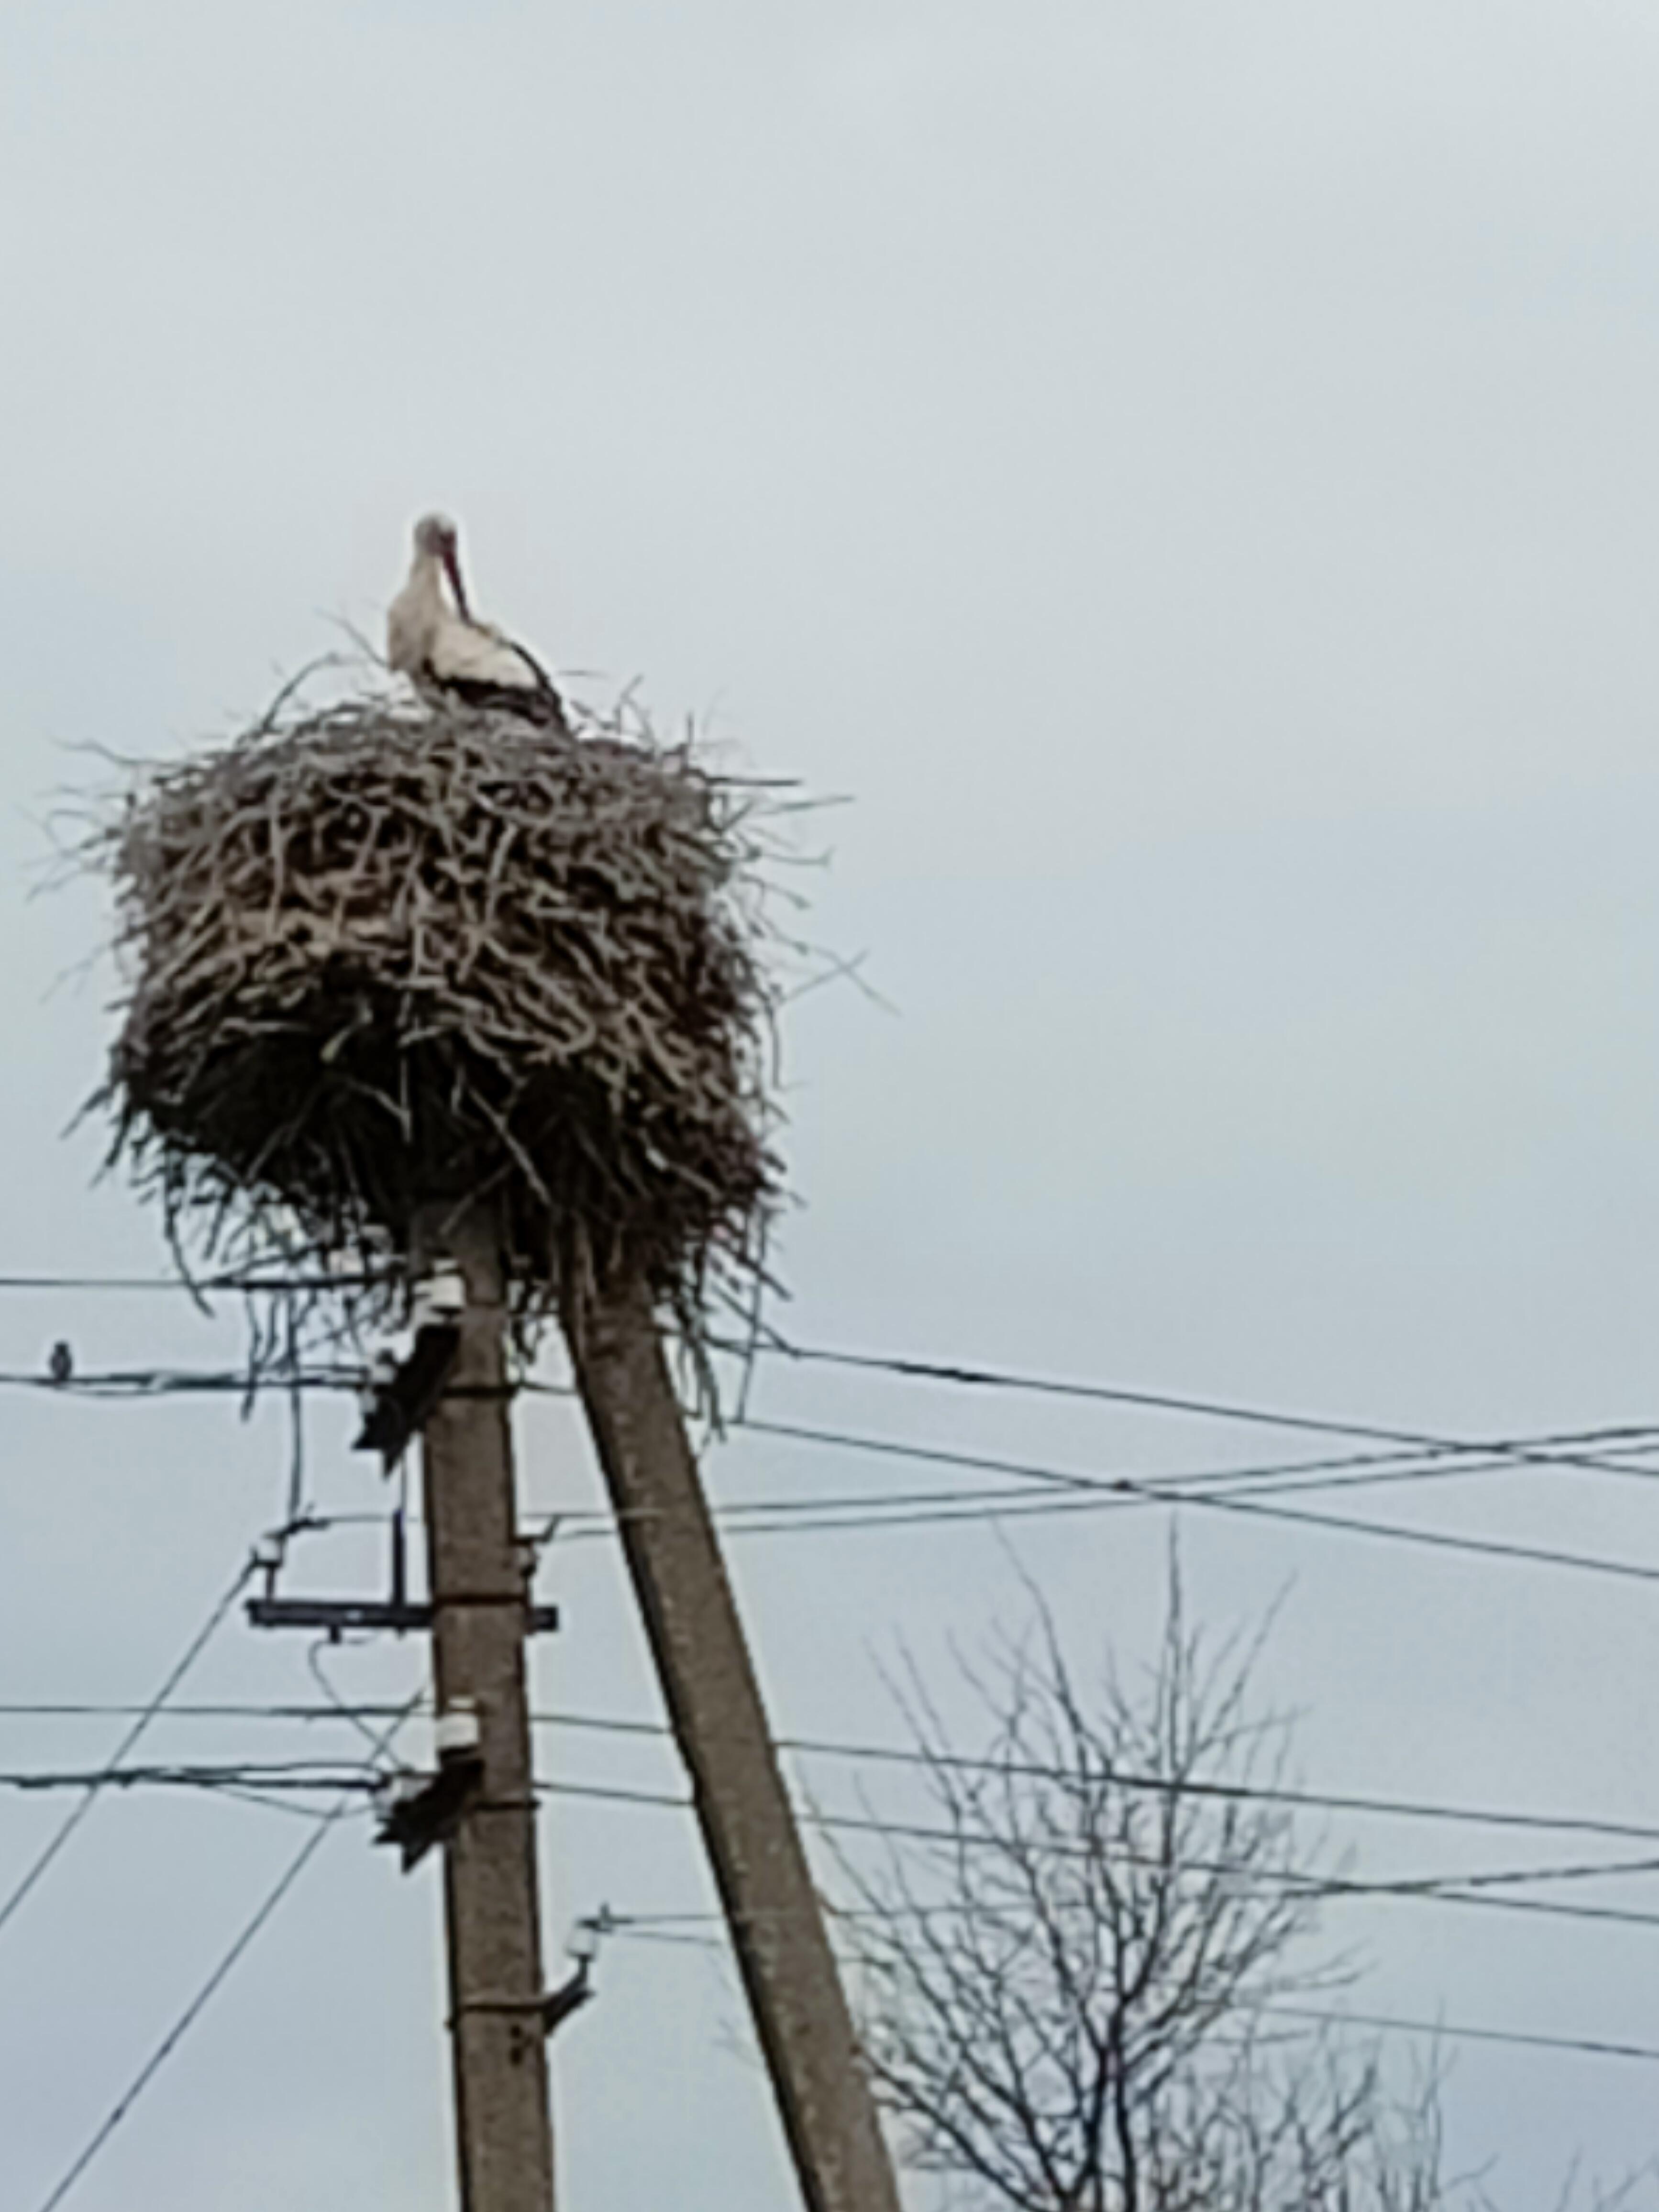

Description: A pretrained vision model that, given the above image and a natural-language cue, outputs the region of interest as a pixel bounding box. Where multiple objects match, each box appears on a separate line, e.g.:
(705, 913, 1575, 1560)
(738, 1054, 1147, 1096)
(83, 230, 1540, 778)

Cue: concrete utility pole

(418, 1203, 556, 2212)
(567, 1273, 903, 2212)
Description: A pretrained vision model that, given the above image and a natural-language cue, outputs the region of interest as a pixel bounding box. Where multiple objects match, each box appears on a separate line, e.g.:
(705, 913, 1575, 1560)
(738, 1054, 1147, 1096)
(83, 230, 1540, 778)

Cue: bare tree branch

(829, 1557, 1652, 2212)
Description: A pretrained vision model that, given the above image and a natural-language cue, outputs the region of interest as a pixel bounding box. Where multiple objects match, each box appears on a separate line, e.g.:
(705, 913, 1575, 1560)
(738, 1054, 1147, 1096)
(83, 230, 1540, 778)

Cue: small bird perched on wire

(46, 1341, 72, 1385)
(387, 512, 569, 731)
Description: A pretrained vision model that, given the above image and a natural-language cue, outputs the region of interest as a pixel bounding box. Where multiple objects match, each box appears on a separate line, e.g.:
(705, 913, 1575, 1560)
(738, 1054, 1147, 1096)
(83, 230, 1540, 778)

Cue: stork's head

(413, 511, 458, 558)
(411, 512, 471, 619)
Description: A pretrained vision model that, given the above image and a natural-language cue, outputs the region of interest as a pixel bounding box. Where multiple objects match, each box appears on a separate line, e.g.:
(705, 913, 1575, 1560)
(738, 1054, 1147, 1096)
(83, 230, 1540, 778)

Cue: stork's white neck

(406, 549, 458, 629)
(387, 546, 457, 677)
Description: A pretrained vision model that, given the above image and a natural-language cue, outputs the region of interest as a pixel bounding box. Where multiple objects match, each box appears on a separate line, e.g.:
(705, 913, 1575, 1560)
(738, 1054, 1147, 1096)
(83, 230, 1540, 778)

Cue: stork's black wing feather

(440, 674, 570, 731)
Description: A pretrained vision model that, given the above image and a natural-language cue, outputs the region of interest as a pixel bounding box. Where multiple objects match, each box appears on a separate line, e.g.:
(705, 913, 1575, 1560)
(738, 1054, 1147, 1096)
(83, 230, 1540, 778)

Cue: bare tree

(829, 1567, 1626, 2212)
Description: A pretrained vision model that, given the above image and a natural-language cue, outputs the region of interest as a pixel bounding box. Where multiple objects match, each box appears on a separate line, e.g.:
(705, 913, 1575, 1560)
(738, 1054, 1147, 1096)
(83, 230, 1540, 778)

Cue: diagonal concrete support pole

(564, 1272, 902, 2212)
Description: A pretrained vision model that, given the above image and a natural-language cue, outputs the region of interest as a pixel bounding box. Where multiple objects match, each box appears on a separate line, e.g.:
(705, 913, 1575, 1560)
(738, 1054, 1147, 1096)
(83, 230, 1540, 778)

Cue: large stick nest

(92, 694, 784, 1348)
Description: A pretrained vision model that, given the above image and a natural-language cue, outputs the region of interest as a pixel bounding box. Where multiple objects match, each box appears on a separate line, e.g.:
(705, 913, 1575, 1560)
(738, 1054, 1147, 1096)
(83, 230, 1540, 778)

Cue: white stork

(387, 513, 567, 729)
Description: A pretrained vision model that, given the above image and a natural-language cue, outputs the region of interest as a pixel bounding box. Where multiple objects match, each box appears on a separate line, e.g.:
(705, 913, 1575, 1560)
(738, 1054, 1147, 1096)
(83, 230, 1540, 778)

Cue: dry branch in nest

(89, 692, 785, 1358)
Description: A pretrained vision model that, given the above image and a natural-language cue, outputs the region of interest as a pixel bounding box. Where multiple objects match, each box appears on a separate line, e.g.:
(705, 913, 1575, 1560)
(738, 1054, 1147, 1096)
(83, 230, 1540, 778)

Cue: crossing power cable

(29, 1694, 420, 2212)
(27, 1363, 1659, 1574)
(17, 1352, 1659, 1537)
(557, 1708, 1659, 1851)
(11, 1699, 1659, 1854)
(735, 1336, 1659, 1470)
(522, 1776, 1659, 1939)
(1259, 2002, 1659, 2069)
(699, 1417, 1659, 1586)
(17, 1354, 1655, 1502)
(0, 1365, 361, 1400)
(0, 1271, 1648, 1484)
(14, 1343, 1659, 1524)
(0, 1763, 380, 1797)
(14, 1386, 1659, 1564)
(0, 1272, 384, 1295)
(599, 1914, 1659, 2071)
(7, 1756, 1658, 1922)
(0, 1552, 259, 1947)
(8, 1285, 1659, 1494)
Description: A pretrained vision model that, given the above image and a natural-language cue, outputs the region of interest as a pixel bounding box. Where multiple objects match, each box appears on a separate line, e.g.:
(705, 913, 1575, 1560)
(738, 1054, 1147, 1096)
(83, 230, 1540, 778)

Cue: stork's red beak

(441, 535, 472, 622)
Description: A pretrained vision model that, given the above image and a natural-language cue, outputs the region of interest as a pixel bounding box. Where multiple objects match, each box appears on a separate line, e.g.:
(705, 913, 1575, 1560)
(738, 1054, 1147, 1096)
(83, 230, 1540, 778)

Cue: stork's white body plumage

(387, 514, 567, 728)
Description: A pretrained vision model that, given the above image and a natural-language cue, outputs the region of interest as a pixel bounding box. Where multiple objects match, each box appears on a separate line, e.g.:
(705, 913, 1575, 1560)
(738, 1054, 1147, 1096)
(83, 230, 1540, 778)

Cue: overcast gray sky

(7, 2, 1659, 2206)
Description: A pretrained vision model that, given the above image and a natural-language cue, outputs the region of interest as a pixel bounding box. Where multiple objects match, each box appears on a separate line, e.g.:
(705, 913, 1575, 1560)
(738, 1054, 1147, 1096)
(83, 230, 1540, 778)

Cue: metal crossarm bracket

(246, 1596, 559, 1637)
(449, 1963, 593, 2037)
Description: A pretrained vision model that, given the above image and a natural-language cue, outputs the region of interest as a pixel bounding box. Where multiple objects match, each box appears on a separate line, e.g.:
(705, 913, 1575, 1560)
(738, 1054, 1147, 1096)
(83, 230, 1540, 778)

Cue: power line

(11, 1303, 1659, 1499)
(1259, 2002, 1659, 2069)
(29, 1697, 419, 2212)
(29, 1365, 1659, 1551)
(34, 1820, 341, 2212)
(1190, 1434, 1659, 1503)
(8, 1357, 1639, 1503)
(0, 1272, 383, 1295)
(534, 1713, 1659, 1857)
(11, 1391, 1659, 1570)
(528, 1777, 1659, 1936)
(601, 1913, 1659, 2070)
(0, 1763, 378, 1796)
(0, 1554, 257, 1948)
(677, 1475, 1628, 1542)
(722, 1417, 1659, 1586)
(809, 1809, 1659, 1935)
(716, 1425, 1659, 1515)
(15, 1699, 1659, 1854)
(0, 1703, 413, 1722)
(0, 1275, 1631, 1491)
(737, 1337, 1655, 1468)
(0, 1366, 360, 1399)
(17, 1754, 1651, 1923)
(736, 1328, 1659, 1506)
(14, 1340, 1659, 1539)
(551, 1430, 1659, 1544)
(739, 1725, 1659, 1852)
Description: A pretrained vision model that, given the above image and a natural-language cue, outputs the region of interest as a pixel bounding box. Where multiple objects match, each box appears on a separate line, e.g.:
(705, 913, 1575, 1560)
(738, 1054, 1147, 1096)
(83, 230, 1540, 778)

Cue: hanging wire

(30, 1691, 422, 2212)
(0, 1551, 260, 1947)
